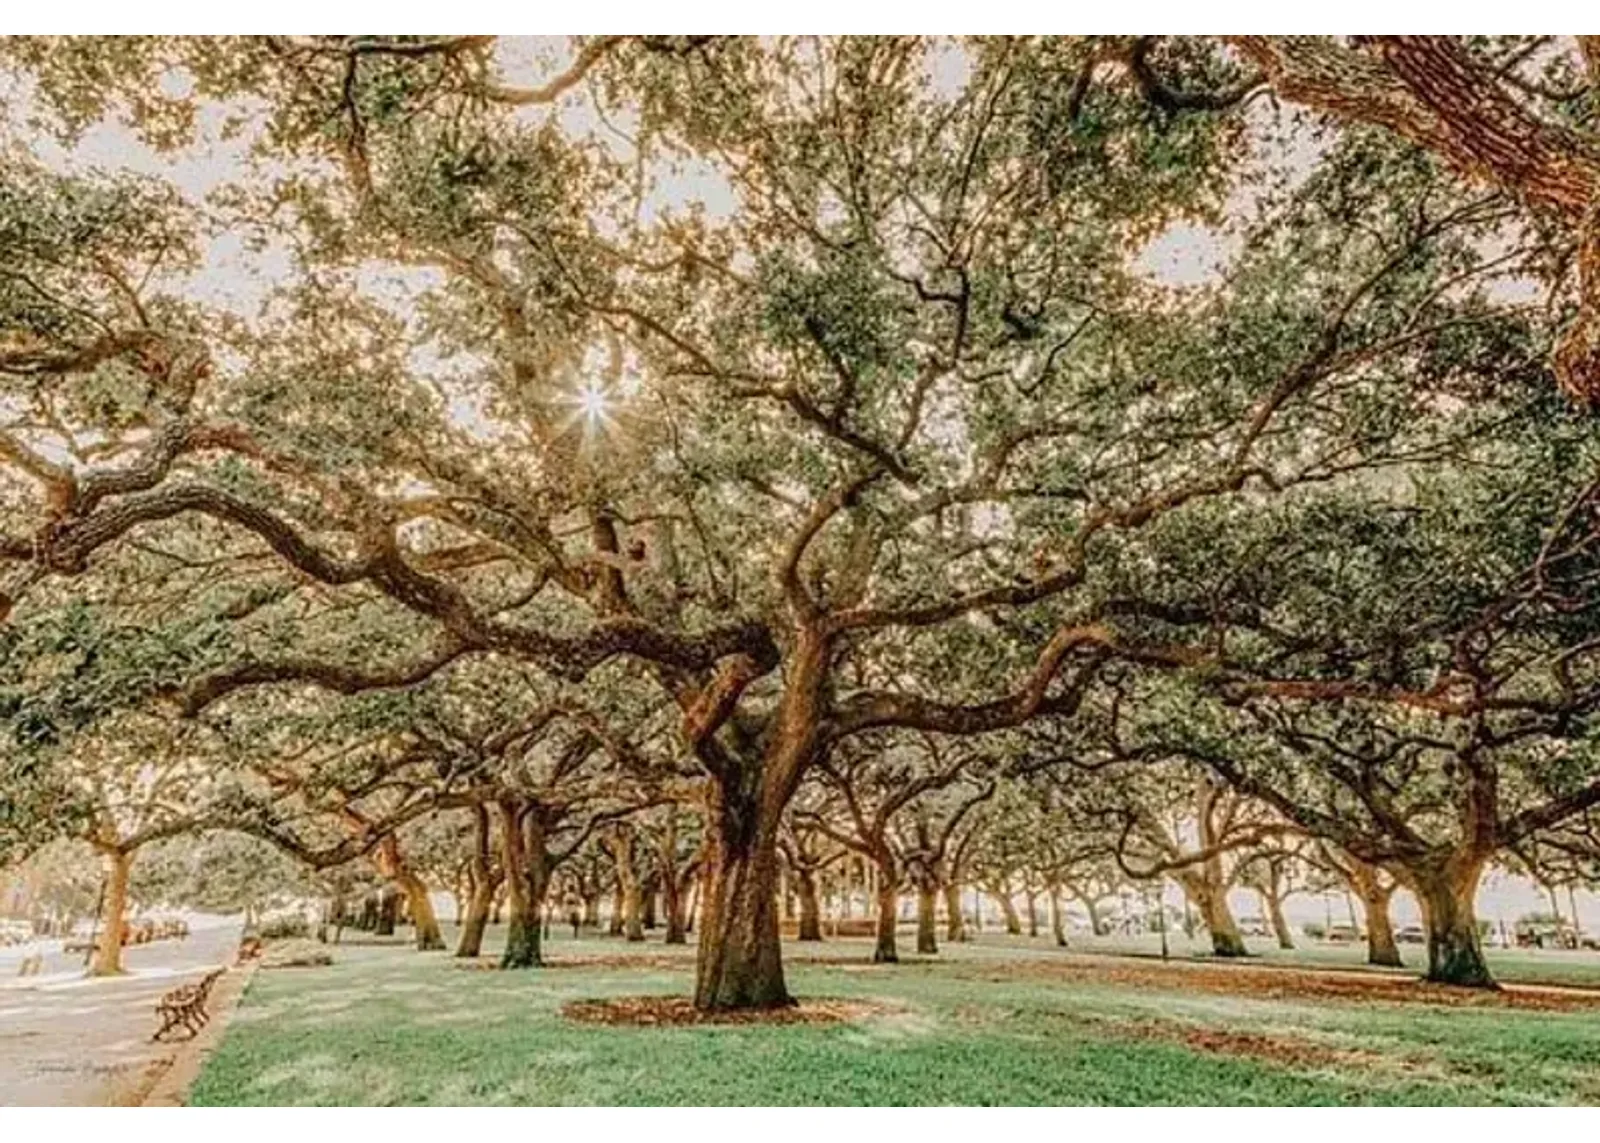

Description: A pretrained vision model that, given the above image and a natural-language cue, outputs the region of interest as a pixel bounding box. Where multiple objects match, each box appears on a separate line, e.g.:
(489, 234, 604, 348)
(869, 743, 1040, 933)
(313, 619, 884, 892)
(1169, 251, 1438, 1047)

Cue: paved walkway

(0, 916, 242, 1105)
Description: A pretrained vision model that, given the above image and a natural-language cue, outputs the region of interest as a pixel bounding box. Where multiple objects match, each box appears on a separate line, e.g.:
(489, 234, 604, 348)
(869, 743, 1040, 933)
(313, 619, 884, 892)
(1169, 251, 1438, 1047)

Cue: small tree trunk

(873, 864, 899, 964)
(455, 884, 493, 958)
(992, 887, 1023, 935)
(796, 867, 823, 941)
(943, 881, 966, 941)
(1083, 896, 1103, 937)
(1261, 888, 1295, 951)
(915, 883, 938, 955)
(398, 873, 444, 951)
(1410, 855, 1494, 988)
(497, 803, 546, 969)
(1049, 886, 1068, 948)
(608, 883, 625, 936)
(375, 888, 398, 936)
(609, 837, 646, 943)
(1364, 883, 1402, 967)
(582, 892, 601, 929)
(90, 848, 132, 977)
(1025, 891, 1040, 937)
(663, 870, 689, 945)
(642, 874, 659, 930)
(1187, 880, 1246, 957)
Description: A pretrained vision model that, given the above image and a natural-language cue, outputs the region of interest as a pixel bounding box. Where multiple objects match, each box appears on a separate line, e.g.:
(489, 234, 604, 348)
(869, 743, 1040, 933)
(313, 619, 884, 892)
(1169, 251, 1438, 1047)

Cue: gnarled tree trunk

(1344, 855, 1403, 968)
(694, 775, 790, 1010)
(455, 807, 498, 958)
(1184, 877, 1247, 957)
(1407, 853, 1494, 987)
(498, 802, 550, 969)
(377, 835, 444, 952)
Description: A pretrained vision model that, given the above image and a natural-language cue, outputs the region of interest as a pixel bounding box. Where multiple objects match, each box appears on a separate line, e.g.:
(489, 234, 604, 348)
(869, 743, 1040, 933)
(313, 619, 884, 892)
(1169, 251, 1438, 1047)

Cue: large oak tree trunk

(1410, 855, 1494, 988)
(694, 778, 790, 1010)
(90, 848, 131, 977)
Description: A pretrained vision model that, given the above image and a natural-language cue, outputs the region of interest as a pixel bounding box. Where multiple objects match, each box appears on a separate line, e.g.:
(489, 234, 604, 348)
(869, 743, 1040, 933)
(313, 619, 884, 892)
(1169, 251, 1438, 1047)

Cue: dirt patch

(1111, 1016, 1381, 1070)
(561, 994, 896, 1027)
(953, 954, 1600, 1013)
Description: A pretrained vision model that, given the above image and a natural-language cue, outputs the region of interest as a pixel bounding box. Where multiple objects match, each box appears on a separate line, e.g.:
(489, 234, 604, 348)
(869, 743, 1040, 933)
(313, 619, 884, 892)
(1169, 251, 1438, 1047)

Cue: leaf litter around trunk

(561, 995, 898, 1027)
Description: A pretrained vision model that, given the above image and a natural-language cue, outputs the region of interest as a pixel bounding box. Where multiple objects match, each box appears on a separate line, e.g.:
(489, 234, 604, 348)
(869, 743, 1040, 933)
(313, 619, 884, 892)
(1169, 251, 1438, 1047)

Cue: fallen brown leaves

(952, 954, 1600, 1012)
(561, 995, 896, 1027)
(1114, 1017, 1383, 1070)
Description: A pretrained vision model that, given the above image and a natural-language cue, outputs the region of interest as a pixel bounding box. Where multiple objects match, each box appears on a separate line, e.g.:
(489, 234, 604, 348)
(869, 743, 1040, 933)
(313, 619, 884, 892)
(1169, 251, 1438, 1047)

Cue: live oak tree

(0, 36, 1582, 1009)
(1310, 841, 1405, 967)
(1111, 420, 1600, 986)
(777, 807, 845, 942)
(801, 732, 988, 961)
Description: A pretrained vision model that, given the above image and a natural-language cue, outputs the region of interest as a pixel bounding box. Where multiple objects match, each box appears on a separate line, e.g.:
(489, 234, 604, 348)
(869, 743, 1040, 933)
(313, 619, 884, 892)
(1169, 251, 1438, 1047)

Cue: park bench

(151, 967, 226, 1042)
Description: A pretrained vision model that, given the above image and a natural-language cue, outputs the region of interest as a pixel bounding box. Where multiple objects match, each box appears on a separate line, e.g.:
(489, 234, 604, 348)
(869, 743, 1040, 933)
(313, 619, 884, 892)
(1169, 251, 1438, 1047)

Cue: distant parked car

(1236, 915, 1272, 938)
(1396, 925, 1426, 944)
(1326, 923, 1362, 943)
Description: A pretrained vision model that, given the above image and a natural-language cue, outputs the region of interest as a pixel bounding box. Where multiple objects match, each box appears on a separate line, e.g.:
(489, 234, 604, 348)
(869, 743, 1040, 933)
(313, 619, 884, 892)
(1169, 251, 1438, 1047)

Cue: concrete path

(0, 916, 242, 1105)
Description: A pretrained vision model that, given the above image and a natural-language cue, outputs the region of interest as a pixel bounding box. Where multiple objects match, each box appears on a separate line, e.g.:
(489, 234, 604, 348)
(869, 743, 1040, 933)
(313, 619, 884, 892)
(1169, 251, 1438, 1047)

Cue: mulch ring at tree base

(952, 955, 1600, 1012)
(561, 995, 898, 1027)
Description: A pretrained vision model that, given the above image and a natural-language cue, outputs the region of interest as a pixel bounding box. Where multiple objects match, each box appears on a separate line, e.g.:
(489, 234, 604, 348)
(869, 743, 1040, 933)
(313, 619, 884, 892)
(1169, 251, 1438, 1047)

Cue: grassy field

(1056, 930, 1600, 988)
(188, 926, 1600, 1106)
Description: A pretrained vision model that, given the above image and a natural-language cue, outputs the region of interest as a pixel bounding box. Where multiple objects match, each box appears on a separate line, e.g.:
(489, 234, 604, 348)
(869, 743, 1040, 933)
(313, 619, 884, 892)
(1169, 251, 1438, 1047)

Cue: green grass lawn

(188, 926, 1600, 1107)
(1052, 930, 1600, 988)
